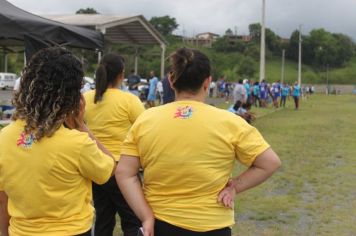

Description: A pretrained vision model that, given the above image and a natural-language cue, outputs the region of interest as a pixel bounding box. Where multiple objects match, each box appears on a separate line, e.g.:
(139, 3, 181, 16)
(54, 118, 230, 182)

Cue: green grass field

(1, 95, 355, 236)
(232, 94, 356, 235)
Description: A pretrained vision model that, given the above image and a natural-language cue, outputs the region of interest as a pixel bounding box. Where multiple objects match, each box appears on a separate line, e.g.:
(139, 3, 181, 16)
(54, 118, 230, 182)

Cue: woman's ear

(168, 74, 175, 90)
(115, 72, 125, 83)
(203, 76, 212, 91)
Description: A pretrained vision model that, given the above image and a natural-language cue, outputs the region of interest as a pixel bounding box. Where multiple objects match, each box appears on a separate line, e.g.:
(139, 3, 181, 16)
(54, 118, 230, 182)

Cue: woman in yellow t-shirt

(0, 47, 115, 236)
(116, 48, 282, 236)
(84, 53, 144, 236)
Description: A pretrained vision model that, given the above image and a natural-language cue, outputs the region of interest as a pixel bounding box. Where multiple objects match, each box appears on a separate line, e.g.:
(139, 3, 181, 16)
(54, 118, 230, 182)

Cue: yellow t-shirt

(84, 89, 145, 161)
(0, 120, 114, 236)
(121, 100, 270, 232)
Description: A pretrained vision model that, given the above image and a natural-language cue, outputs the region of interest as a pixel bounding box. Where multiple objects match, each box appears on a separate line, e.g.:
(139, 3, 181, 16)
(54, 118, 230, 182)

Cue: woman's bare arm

(115, 156, 154, 236)
(218, 148, 281, 208)
(0, 191, 9, 236)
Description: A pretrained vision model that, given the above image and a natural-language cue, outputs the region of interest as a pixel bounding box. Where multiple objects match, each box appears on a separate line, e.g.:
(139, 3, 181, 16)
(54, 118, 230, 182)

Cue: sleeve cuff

(95, 158, 115, 185)
(121, 147, 140, 158)
(244, 144, 270, 167)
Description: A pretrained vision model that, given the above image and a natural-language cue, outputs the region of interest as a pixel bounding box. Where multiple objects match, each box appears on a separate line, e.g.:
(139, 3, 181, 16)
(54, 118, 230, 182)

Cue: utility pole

(4, 53, 8, 73)
(259, 0, 266, 82)
(298, 25, 302, 87)
(24, 52, 27, 66)
(281, 49, 285, 83)
(134, 47, 139, 75)
(326, 64, 329, 95)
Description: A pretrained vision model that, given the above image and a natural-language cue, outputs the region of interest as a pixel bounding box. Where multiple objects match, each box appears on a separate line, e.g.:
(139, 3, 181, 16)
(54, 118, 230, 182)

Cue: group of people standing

(217, 78, 304, 111)
(0, 47, 280, 236)
(250, 80, 302, 110)
(126, 70, 175, 108)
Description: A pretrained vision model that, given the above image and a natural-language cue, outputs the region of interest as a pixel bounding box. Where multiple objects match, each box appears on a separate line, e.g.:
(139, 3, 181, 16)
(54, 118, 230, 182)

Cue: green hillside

(265, 56, 356, 85)
(1, 44, 356, 85)
(133, 39, 356, 84)
(326, 57, 356, 84)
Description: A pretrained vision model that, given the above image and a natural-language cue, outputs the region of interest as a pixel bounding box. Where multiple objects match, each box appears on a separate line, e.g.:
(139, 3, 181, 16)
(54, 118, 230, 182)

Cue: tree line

(73, 11, 355, 78)
(213, 23, 355, 70)
(148, 16, 355, 80)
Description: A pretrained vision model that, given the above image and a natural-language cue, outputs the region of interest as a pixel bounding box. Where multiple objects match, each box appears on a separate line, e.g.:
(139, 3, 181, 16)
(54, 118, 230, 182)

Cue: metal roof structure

(44, 14, 167, 77)
(44, 14, 167, 46)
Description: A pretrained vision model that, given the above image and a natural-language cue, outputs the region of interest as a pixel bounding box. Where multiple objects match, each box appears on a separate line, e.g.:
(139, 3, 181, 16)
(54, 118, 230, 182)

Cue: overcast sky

(7, 0, 356, 40)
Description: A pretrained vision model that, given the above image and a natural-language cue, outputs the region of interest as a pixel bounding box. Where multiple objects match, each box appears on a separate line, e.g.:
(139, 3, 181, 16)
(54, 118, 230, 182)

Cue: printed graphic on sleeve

(17, 132, 36, 149)
(174, 106, 194, 119)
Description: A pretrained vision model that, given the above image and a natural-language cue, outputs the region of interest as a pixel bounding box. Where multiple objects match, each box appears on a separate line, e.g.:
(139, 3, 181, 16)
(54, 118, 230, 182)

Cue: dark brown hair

(94, 53, 125, 103)
(12, 47, 83, 140)
(170, 48, 211, 93)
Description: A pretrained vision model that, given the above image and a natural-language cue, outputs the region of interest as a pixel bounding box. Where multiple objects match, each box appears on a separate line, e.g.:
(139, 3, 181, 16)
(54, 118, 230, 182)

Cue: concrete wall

(310, 84, 355, 94)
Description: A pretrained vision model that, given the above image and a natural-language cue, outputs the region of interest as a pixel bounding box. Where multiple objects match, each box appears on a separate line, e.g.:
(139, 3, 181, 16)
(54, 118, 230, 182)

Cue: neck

(108, 80, 121, 89)
(175, 90, 206, 102)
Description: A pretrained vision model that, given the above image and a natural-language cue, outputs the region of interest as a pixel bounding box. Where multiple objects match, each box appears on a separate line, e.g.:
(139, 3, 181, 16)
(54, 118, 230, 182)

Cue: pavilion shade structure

(44, 14, 166, 46)
(44, 14, 167, 78)
(105, 23, 160, 45)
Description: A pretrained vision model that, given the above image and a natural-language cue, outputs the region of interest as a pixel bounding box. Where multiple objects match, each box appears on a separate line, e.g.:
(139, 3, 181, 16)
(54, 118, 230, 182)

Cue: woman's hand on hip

(217, 179, 236, 209)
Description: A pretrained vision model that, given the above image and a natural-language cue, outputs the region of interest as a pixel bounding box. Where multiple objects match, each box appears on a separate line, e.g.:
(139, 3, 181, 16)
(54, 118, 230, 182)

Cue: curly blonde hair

(12, 47, 84, 140)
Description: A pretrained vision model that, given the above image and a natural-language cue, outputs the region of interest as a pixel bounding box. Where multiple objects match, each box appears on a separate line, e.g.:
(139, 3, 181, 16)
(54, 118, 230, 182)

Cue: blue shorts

(147, 93, 156, 101)
(260, 92, 267, 99)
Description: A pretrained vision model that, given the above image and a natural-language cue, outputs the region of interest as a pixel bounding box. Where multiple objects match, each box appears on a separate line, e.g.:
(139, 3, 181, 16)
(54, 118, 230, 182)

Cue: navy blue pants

(93, 176, 141, 236)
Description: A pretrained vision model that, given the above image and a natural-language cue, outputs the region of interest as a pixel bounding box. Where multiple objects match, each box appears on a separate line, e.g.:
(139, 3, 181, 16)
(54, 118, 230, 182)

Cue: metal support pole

(98, 51, 102, 64)
(160, 44, 166, 79)
(134, 48, 138, 75)
(326, 64, 329, 95)
(259, 0, 266, 82)
(281, 49, 285, 83)
(298, 25, 302, 87)
(4, 53, 8, 72)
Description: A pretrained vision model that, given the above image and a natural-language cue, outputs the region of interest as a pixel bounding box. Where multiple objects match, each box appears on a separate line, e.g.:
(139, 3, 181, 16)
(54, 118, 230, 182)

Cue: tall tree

(309, 28, 338, 67)
(149, 16, 178, 36)
(286, 30, 300, 62)
(225, 28, 233, 36)
(248, 23, 281, 54)
(333, 33, 354, 66)
(248, 23, 261, 41)
(76, 8, 99, 14)
(265, 28, 281, 54)
(287, 28, 354, 68)
(238, 57, 256, 78)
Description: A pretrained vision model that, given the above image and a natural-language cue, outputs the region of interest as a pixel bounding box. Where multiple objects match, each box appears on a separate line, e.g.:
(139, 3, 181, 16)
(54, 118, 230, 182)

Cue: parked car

(123, 78, 149, 101)
(0, 73, 17, 90)
(82, 76, 96, 90)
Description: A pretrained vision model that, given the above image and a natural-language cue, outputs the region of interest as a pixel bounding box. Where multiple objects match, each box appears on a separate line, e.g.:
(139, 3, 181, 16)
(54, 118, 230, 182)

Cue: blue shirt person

(293, 84, 301, 97)
(281, 85, 290, 97)
(146, 70, 159, 107)
(280, 83, 290, 107)
(292, 83, 301, 110)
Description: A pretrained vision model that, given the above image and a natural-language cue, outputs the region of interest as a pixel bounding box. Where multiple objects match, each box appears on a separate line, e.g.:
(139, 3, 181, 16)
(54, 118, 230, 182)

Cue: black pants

(280, 96, 287, 107)
(154, 219, 231, 236)
(253, 95, 260, 107)
(93, 176, 141, 236)
(293, 96, 299, 109)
